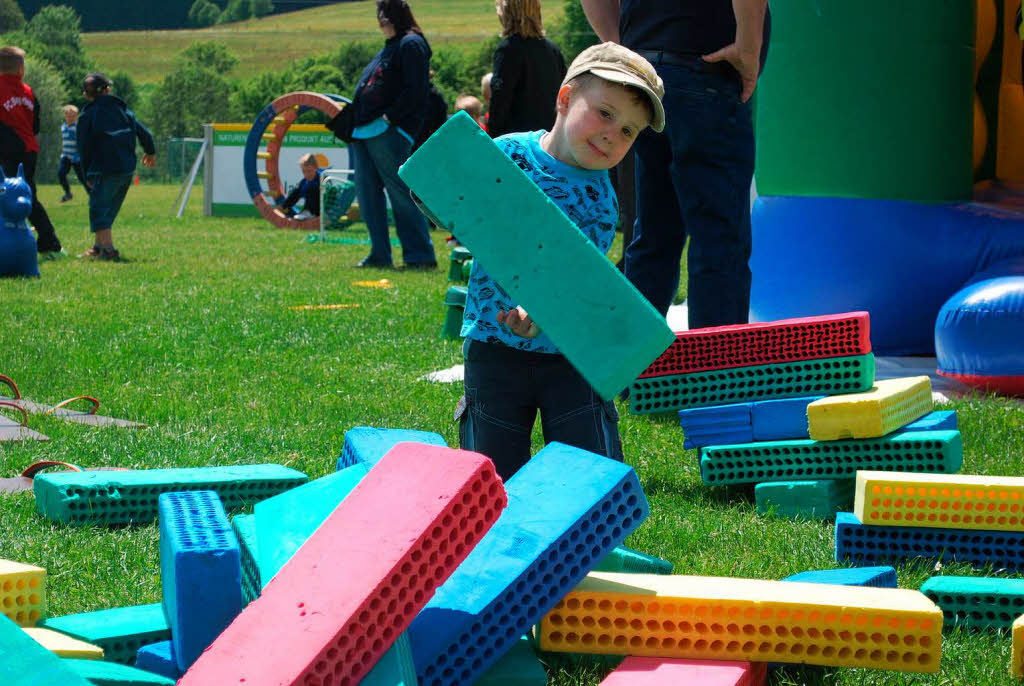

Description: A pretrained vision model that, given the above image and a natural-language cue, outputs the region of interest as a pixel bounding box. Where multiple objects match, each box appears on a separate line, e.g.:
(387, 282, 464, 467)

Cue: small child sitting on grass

(277, 153, 321, 220)
(456, 42, 665, 480)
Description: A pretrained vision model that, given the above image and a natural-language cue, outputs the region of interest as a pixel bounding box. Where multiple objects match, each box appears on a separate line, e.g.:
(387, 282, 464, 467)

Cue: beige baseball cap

(562, 42, 666, 133)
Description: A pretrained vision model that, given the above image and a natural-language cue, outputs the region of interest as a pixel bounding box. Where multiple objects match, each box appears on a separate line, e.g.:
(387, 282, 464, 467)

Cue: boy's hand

(142, 154, 156, 168)
(497, 306, 540, 338)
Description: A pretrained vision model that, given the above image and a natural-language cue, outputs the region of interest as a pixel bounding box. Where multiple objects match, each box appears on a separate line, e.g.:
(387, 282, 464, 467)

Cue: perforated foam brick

(0, 613, 92, 686)
(594, 546, 673, 575)
(0, 558, 45, 627)
(855, 471, 1024, 532)
(678, 403, 753, 450)
(40, 604, 170, 665)
(337, 426, 447, 470)
(538, 572, 943, 673)
(1013, 614, 1024, 677)
(834, 512, 1024, 571)
(807, 376, 933, 440)
(600, 656, 766, 686)
(34, 464, 308, 525)
(407, 442, 648, 686)
(750, 396, 826, 441)
(783, 567, 898, 589)
(920, 576, 1024, 630)
(754, 479, 854, 519)
(630, 354, 876, 414)
(905, 410, 958, 432)
(61, 658, 176, 686)
(476, 635, 548, 686)
(135, 640, 181, 680)
(177, 444, 507, 686)
(231, 514, 261, 606)
(639, 312, 871, 379)
(700, 430, 962, 486)
(23, 627, 104, 659)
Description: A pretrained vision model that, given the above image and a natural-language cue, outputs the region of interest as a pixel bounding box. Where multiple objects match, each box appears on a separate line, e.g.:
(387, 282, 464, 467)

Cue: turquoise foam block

(63, 658, 176, 685)
(399, 111, 675, 401)
(754, 479, 854, 519)
(921, 576, 1024, 630)
(750, 396, 824, 441)
(134, 640, 181, 680)
(904, 410, 958, 432)
(407, 441, 648, 686)
(0, 613, 92, 685)
(594, 545, 673, 575)
(231, 514, 261, 606)
(677, 403, 753, 450)
(40, 604, 170, 665)
(783, 566, 897, 588)
(361, 632, 418, 686)
(476, 635, 547, 686)
(337, 427, 447, 470)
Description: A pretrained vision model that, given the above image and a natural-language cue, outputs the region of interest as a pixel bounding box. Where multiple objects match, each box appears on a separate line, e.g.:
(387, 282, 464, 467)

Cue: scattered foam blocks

(399, 111, 675, 401)
(855, 471, 1024, 532)
(407, 442, 648, 686)
(538, 572, 943, 672)
(337, 426, 447, 470)
(835, 512, 1024, 571)
(61, 658, 176, 686)
(640, 312, 871, 378)
(34, 464, 308, 525)
(158, 491, 242, 671)
(1013, 614, 1024, 678)
(178, 444, 506, 686)
(678, 403, 753, 450)
(701, 430, 963, 486)
(595, 546, 673, 575)
(751, 396, 825, 441)
(231, 514, 260, 606)
(783, 567, 898, 589)
(600, 656, 767, 685)
(39, 604, 170, 665)
(920, 576, 1024, 630)
(0, 558, 45, 626)
(135, 640, 180, 681)
(0, 613, 92, 685)
(630, 354, 876, 414)
(476, 635, 547, 686)
(807, 376, 933, 440)
(755, 479, 854, 518)
(24, 626, 104, 659)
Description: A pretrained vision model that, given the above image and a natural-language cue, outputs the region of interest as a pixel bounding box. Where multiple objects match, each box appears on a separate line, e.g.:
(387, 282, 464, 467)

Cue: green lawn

(2, 184, 1023, 684)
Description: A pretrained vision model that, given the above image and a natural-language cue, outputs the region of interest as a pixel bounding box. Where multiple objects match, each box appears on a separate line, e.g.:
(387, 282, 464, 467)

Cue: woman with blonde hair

(487, 0, 566, 138)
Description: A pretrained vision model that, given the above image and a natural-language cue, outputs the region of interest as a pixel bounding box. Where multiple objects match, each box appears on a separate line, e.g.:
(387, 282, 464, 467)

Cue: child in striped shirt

(58, 104, 87, 202)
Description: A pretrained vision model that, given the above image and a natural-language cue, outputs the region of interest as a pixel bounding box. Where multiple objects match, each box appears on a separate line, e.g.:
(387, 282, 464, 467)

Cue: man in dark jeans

(581, 0, 769, 329)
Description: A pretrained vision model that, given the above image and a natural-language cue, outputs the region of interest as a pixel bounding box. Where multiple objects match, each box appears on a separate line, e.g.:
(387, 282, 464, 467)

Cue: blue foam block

(835, 512, 1024, 571)
(750, 396, 824, 441)
(904, 410, 958, 433)
(408, 441, 648, 686)
(0, 613, 92, 685)
(677, 403, 753, 449)
(135, 640, 182, 680)
(783, 566, 898, 588)
(337, 426, 447, 470)
(158, 491, 242, 671)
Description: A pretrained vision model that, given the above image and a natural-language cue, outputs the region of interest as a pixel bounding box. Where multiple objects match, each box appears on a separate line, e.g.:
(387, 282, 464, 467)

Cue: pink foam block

(601, 657, 767, 686)
(178, 443, 506, 686)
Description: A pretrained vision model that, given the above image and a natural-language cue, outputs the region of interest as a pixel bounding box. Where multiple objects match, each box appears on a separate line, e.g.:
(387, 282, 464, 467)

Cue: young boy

(278, 153, 321, 220)
(58, 105, 88, 202)
(454, 94, 486, 130)
(458, 42, 665, 480)
(0, 46, 64, 259)
(77, 72, 156, 261)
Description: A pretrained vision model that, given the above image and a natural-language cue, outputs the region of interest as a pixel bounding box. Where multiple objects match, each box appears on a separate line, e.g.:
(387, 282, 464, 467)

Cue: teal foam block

(64, 657, 175, 685)
(40, 604, 170, 665)
(783, 566, 897, 588)
(0, 613, 92, 685)
(337, 426, 447, 470)
(34, 464, 308, 525)
(920, 576, 1024, 630)
(231, 514, 261, 606)
(677, 403, 754, 449)
(399, 111, 675, 401)
(134, 641, 180, 680)
(754, 479, 855, 519)
(362, 632, 418, 686)
(594, 545, 673, 575)
(476, 636, 547, 686)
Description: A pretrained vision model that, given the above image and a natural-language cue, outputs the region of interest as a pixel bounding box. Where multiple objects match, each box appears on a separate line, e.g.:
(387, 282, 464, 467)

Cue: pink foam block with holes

(177, 443, 507, 686)
(600, 657, 767, 686)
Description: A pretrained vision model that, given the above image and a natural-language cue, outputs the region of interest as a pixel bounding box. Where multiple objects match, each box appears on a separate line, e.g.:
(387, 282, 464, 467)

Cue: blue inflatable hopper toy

(0, 163, 39, 278)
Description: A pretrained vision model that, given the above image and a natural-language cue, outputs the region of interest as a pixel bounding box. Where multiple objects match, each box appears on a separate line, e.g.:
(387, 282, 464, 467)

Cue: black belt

(634, 50, 738, 83)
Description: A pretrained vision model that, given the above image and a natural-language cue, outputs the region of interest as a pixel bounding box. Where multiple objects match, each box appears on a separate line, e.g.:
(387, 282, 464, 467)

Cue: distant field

(82, 0, 565, 84)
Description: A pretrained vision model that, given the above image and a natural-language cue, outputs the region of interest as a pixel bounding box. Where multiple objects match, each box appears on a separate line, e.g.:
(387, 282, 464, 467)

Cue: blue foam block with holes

(407, 441, 648, 686)
(40, 604, 170, 665)
(783, 566, 897, 588)
(678, 403, 753, 449)
(835, 512, 1024, 570)
(158, 491, 242, 671)
(750, 396, 825, 441)
(904, 410, 958, 433)
(135, 640, 182, 680)
(0, 613, 92, 685)
(337, 426, 448, 470)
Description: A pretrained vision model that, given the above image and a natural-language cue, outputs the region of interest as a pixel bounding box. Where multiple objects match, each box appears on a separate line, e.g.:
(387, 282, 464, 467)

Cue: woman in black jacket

(487, 0, 566, 138)
(349, 0, 436, 268)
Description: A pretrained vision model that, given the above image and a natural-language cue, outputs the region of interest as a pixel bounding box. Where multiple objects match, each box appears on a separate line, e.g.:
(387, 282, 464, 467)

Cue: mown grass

(82, 0, 565, 84)
(2, 184, 1023, 684)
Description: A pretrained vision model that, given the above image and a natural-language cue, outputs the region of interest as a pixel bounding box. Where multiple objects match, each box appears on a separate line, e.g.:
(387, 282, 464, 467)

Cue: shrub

(23, 56, 68, 184)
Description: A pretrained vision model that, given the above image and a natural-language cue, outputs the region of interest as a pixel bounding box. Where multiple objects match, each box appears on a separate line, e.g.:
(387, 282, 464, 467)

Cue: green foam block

(921, 576, 1024, 631)
(399, 111, 675, 400)
(0, 613, 93, 685)
(477, 635, 547, 686)
(39, 604, 170, 665)
(755, 479, 855, 519)
(232, 514, 261, 606)
(34, 464, 308, 525)
(61, 658, 175, 685)
(594, 546, 674, 575)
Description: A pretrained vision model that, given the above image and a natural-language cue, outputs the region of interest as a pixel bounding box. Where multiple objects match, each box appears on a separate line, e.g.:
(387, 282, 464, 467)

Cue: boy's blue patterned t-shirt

(461, 129, 618, 354)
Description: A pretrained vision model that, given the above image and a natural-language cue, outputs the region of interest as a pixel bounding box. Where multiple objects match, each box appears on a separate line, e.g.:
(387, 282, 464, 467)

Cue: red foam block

(638, 312, 872, 378)
(178, 443, 506, 686)
(600, 657, 767, 686)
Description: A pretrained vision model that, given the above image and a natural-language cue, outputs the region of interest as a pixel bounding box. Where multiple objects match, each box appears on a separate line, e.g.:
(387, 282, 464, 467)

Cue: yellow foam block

(855, 471, 1024, 531)
(23, 627, 104, 659)
(1013, 614, 1024, 678)
(538, 572, 942, 673)
(807, 376, 933, 440)
(0, 558, 46, 626)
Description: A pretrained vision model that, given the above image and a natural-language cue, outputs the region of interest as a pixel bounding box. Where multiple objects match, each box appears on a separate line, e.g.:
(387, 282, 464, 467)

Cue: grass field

(82, 0, 565, 84)
(2, 184, 1024, 684)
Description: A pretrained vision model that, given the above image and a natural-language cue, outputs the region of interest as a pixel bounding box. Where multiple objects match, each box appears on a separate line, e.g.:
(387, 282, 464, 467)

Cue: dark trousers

(612, 149, 636, 272)
(624, 62, 755, 328)
(57, 156, 87, 195)
(458, 338, 623, 481)
(0, 153, 61, 253)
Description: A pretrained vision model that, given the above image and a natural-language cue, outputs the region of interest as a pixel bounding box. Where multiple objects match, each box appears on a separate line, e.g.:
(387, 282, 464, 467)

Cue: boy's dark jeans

(458, 338, 624, 481)
(0, 153, 61, 253)
(58, 156, 86, 195)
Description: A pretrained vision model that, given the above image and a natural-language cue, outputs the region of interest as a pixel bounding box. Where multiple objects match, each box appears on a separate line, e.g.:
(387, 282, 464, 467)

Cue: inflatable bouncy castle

(750, 0, 1024, 395)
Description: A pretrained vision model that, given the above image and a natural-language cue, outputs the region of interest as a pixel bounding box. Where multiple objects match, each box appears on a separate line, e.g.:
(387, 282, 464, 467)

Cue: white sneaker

(293, 210, 314, 221)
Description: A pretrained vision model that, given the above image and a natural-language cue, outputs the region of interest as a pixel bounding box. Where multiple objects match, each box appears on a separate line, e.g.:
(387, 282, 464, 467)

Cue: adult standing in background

(487, 0, 566, 138)
(581, 0, 770, 328)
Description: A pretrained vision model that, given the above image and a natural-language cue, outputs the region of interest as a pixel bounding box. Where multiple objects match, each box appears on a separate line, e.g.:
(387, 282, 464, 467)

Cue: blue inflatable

(0, 164, 38, 278)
